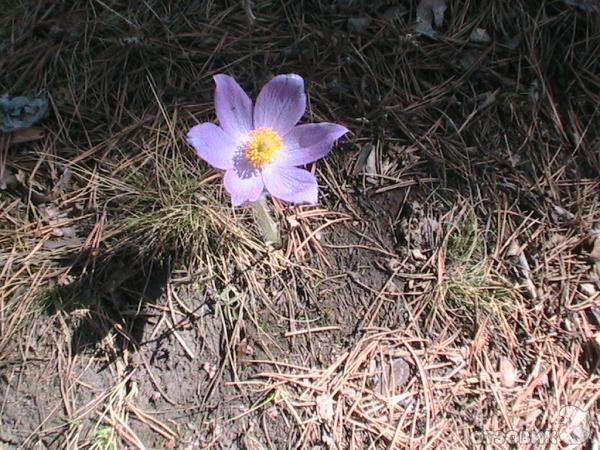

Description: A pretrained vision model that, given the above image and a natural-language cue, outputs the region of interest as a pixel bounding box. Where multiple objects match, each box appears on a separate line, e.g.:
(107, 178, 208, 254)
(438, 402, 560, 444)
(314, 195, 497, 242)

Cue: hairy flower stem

(251, 192, 281, 247)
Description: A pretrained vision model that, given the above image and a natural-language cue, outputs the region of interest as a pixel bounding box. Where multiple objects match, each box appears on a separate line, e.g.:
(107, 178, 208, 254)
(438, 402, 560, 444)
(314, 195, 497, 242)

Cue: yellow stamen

(244, 127, 283, 168)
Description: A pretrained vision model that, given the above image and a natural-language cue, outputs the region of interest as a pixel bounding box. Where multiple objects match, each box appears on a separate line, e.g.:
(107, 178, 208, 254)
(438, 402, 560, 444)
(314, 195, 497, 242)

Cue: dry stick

(261, 412, 276, 450)
(279, 388, 306, 428)
(482, 352, 512, 428)
(348, 226, 396, 259)
(101, 413, 146, 450)
(365, 270, 400, 328)
(294, 419, 318, 450)
(284, 326, 340, 337)
(374, 177, 439, 194)
(57, 336, 74, 420)
(323, 242, 397, 257)
(241, 359, 316, 372)
(165, 285, 194, 359)
(135, 350, 177, 406)
(255, 373, 326, 393)
(295, 216, 350, 255)
(199, 291, 246, 410)
(167, 320, 195, 360)
(338, 351, 376, 437)
(404, 342, 432, 440)
(169, 284, 194, 314)
(127, 402, 177, 441)
(389, 393, 415, 449)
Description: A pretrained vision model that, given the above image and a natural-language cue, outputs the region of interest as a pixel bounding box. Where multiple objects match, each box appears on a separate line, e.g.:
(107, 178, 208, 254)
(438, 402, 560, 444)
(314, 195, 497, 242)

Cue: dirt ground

(1, 1, 599, 449)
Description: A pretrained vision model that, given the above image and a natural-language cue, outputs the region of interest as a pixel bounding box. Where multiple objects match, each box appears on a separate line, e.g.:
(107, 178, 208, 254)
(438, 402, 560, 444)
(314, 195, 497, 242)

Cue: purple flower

(187, 74, 348, 206)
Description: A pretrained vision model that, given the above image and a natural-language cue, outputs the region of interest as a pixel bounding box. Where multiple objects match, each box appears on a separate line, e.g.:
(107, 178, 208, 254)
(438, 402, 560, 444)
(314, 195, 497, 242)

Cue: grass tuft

(442, 215, 516, 311)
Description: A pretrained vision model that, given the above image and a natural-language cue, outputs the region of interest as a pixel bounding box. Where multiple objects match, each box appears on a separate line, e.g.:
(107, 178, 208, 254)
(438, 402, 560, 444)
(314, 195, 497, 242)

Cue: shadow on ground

(46, 246, 172, 357)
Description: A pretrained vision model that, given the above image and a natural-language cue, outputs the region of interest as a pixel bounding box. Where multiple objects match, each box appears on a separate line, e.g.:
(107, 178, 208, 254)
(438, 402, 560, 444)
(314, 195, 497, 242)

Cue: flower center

(244, 127, 283, 168)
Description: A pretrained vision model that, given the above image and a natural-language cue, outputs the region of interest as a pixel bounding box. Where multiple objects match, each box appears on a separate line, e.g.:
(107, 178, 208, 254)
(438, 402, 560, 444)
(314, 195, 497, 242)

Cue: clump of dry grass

(439, 212, 518, 312)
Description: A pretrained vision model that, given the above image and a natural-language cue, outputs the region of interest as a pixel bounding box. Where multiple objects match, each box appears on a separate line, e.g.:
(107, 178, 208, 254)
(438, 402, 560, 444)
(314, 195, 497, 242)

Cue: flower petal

(276, 123, 349, 167)
(254, 74, 306, 135)
(187, 122, 237, 170)
(224, 158, 264, 206)
(213, 74, 253, 141)
(262, 165, 318, 204)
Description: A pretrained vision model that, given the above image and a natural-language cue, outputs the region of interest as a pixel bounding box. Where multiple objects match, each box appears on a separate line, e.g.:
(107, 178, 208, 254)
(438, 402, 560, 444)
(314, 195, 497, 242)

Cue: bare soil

(1, 1, 599, 449)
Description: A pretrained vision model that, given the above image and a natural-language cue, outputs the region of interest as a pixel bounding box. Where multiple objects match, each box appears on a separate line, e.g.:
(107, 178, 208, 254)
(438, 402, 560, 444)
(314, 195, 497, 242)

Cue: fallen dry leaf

(316, 394, 334, 423)
(364, 145, 378, 185)
(561, 0, 600, 12)
(374, 357, 411, 395)
(552, 204, 576, 222)
(589, 234, 600, 261)
(202, 362, 216, 379)
(347, 17, 371, 34)
(411, 248, 427, 261)
(353, 143, 373, 176)
(469, 27, 491, 43)
(499, 357, 518, 388)
(415, 0, 447, 39)
(0, 166, 17, 190)
(558, 405, 592, 445)
(43, 236, 84, 250)
(265, 406, 279, 421)
(237, 339, 255, 357)
(580, 283, 597, 297)
(506, 240, 537, 300)
(7, 127, 45, 146)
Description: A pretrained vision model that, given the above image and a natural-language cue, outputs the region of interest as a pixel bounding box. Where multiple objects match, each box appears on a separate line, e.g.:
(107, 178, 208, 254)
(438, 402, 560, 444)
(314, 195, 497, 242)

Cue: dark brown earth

(1, 1, 599, 449)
